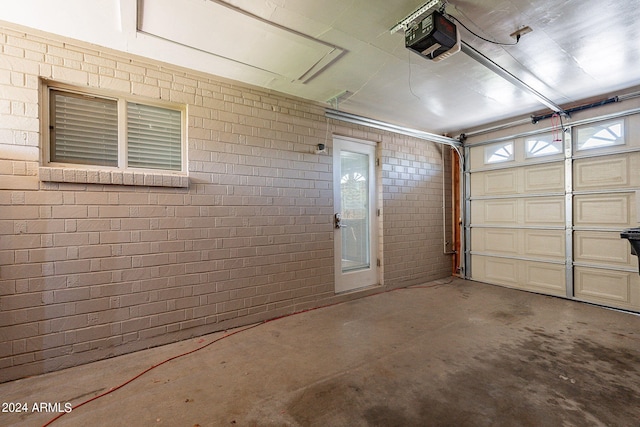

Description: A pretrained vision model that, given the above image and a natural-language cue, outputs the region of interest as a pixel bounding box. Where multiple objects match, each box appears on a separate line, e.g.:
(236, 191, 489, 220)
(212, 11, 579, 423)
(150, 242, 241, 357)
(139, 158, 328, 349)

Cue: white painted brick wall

(0, 23, 451, 383)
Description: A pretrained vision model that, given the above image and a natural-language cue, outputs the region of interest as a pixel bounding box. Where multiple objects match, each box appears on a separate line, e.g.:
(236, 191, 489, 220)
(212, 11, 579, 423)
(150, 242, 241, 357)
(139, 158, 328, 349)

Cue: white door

(333, 136, 378, 293)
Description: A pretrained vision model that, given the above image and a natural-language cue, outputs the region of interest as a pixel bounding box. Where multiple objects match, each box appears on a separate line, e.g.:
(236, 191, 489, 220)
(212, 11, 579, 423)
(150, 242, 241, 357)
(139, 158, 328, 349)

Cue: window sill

(39, 167, 189, 188)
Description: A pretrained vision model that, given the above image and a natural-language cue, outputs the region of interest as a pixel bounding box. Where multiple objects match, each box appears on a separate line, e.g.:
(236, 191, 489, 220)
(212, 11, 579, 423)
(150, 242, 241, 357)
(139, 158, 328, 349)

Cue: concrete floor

(1, 278, 639, 426)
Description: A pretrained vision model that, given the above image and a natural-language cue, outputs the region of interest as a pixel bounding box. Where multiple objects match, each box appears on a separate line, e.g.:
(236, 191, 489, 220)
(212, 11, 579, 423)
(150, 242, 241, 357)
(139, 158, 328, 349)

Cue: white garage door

(468, 113, 640, 312)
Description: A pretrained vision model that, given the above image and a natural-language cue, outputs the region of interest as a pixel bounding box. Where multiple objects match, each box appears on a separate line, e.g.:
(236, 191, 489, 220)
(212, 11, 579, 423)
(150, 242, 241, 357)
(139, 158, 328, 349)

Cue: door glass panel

(340, 150, 370, 272)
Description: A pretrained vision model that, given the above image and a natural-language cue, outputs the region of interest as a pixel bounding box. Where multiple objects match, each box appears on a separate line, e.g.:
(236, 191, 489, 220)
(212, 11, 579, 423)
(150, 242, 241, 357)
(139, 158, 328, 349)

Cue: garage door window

(485, 141, 514, 164)
(525, 133, 562, 158)
(576, 119, 624, 151)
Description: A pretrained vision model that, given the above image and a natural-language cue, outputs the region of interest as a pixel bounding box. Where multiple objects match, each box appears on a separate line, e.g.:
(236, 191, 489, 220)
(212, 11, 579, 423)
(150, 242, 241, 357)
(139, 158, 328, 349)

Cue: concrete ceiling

(2, 0, 640, 136)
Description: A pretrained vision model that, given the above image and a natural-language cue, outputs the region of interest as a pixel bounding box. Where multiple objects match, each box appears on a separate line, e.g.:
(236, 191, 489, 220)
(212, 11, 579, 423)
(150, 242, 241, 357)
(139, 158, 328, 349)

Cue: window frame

(43, 81, 187, 176)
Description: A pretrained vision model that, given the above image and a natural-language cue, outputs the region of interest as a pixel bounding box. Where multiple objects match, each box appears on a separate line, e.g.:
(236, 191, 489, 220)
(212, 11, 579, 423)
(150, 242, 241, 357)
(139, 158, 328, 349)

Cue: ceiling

(3, 0, 640, 136)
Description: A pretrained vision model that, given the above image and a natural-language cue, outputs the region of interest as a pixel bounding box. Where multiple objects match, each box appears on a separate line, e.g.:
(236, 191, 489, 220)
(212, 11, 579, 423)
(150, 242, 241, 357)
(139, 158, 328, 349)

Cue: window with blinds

(127, 102, 182, 171)
(50, 91, 118, 166)
(49, 88, 183, 172)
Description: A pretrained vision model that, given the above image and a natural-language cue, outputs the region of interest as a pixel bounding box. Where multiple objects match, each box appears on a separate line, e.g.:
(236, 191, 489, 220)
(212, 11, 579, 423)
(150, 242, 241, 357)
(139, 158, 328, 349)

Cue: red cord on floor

(42, 282, 445, 426)
(41, 322, 263, 427)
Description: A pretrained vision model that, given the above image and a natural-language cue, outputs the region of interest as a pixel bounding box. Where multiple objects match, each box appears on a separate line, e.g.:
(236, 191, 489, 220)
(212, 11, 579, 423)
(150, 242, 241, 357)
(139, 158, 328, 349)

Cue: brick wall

(381, 137, 452, 285)
(0, 23, 452, 382)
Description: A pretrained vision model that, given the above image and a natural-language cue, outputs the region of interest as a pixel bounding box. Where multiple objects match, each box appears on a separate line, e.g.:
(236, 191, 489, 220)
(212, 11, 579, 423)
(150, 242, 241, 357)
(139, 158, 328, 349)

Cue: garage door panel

(523, 263, 566, 294)
(574, 267, 640, 309)
(472, 200, 518, 225)
(486, 258, 519, 284)
(574, 153, 639, 190)
(473, 255, 519, 285)
(574, 193, 635, 227)
(574, 231, 635, 267)
(483, 170, 518, 195)
(479, 229, 518, 254)
(524, 164, 565, 193)
(471, 169, 518, 197)
(485, 200, 518, 223)
(524, 198, 565, 225)
(472, 255, 565, 296)
(472, 229, 564, 260)
(472, 197, 565, 226)
(525, 230, 565, 259)
(470, 162, 564, 197)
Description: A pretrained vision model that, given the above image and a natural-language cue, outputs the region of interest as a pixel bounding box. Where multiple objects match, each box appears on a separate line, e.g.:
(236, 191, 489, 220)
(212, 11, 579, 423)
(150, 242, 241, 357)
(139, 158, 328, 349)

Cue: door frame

(333, 135, 379, 293)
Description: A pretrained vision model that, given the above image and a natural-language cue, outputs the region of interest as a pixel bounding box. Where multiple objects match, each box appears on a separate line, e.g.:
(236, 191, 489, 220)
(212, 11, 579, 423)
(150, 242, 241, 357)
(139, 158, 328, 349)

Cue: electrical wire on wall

(448, 15, 520, 45)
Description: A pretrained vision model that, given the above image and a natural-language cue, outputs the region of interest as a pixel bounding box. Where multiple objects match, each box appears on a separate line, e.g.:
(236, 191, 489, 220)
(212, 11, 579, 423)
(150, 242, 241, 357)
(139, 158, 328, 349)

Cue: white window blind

(127, 102, 182, 171)
(50, 91, 118, 166)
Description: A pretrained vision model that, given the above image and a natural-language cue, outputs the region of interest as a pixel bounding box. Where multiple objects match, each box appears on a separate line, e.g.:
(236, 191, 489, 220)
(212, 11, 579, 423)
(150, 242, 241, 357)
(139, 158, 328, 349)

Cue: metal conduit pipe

(442, 145, 456, 255)
(325, 109, 464, 169)
(325, 109, 462, 148)
(325, 108, 465, 267)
